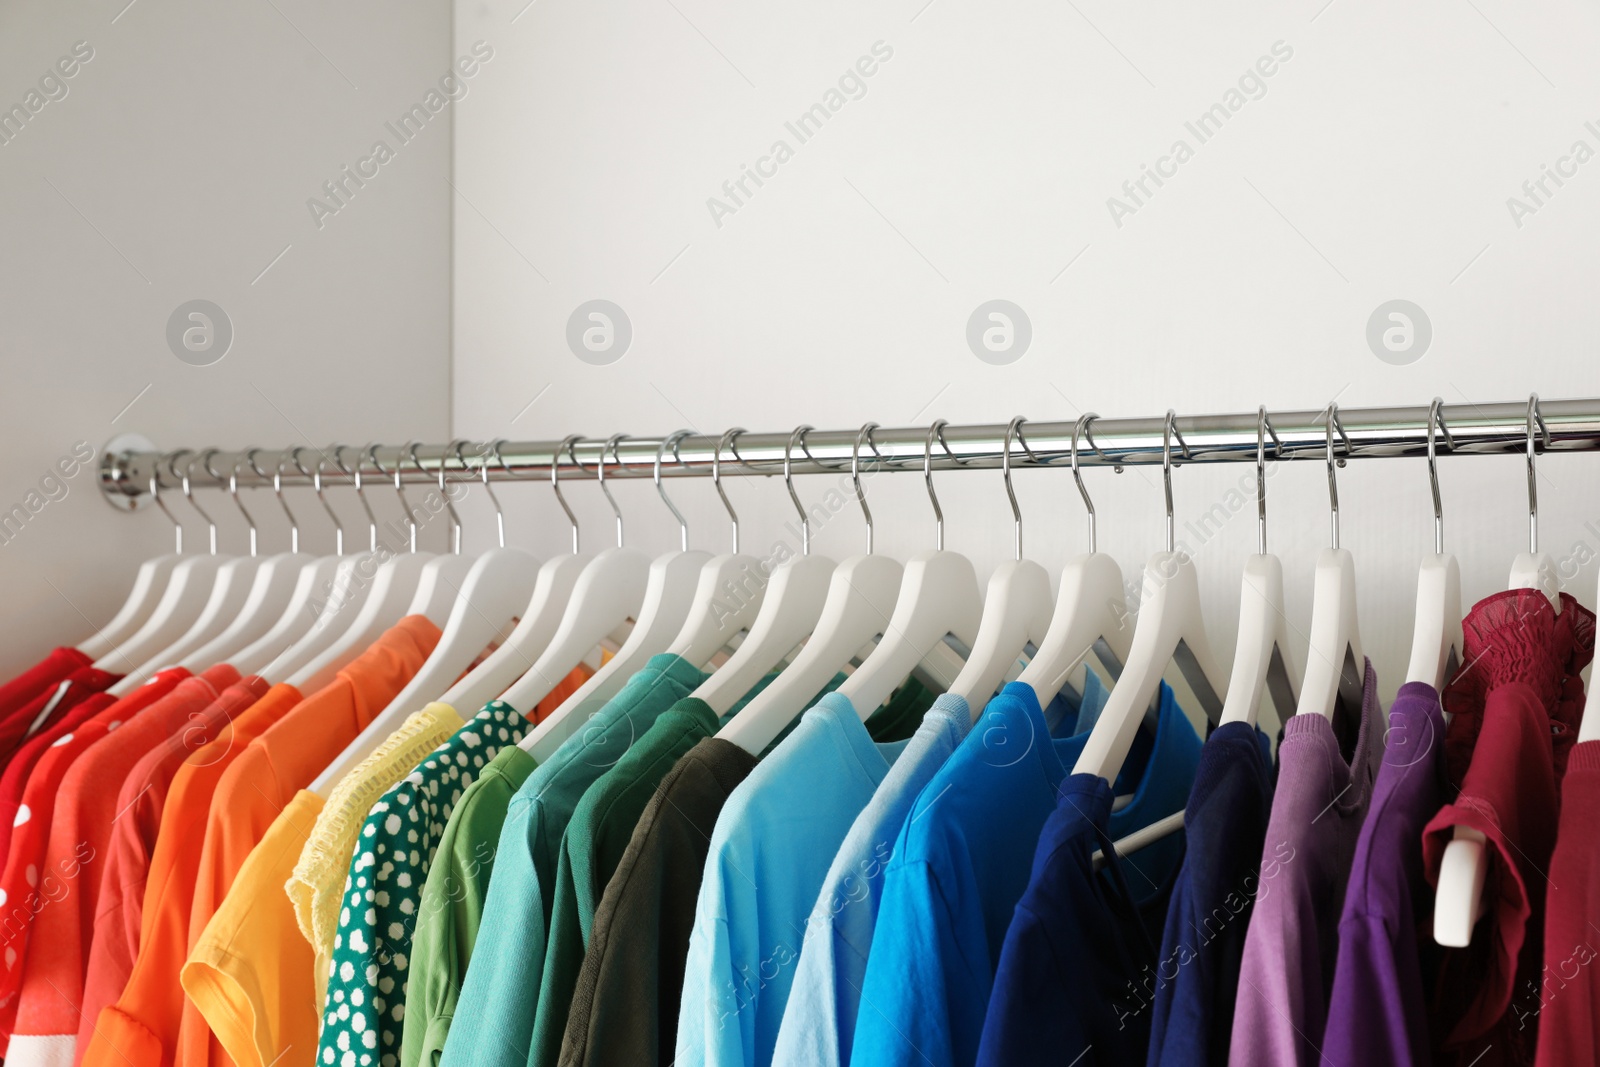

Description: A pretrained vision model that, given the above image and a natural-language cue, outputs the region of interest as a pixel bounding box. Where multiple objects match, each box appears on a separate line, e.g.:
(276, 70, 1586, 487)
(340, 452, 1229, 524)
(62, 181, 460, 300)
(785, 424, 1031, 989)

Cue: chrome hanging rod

(98, 397, 1600, 506)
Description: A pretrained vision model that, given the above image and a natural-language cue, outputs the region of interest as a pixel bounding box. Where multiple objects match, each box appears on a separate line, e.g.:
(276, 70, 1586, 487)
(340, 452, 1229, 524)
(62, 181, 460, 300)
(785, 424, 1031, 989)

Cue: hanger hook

(1071, 414, 1103, 553)
(1003, 417, 1030, 561)
(852, 423, 880, 555)
(1256, 407, 1281, 556)
(466, 440, 506, 549)
(313, 447, 347, 555)
(152, 451, 184, 554)
(352, 445, 383, 553)
(398, 443, 431, 552)
(586, 434, 626, 549)
(1526, 393, 1549, 554)
(785, 425, 816, 556)
(542, 435, 582, 554)
(1324, 403, 1352, 550)
(375, 443, 417, 552)
(262, 448, 302, 554)
(226, 451, 262, 557)
(654, 430, 693, 552)
(183, 449, 220, 554)
(1161, 411, 1190, 554)
(434, 441, 469, 555)
(924, 420, 951, 551)
(1426, 399, 1454, 555)
(712, 428, 746, 554)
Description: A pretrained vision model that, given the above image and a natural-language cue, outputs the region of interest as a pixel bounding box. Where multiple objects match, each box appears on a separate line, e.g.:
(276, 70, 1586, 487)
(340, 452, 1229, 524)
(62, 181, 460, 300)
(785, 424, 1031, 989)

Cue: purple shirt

(1229, 660, 1381, 1067)
(1324, 681, 1448, 1067)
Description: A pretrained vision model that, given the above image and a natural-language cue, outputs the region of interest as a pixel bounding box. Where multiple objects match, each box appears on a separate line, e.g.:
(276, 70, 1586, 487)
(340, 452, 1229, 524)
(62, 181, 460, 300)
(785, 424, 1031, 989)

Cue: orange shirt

(174, 617, 441, 1067)
(73, 675, 272, 1063)
(78, 682, 303, 1067)
(7, 664, 241, 1067)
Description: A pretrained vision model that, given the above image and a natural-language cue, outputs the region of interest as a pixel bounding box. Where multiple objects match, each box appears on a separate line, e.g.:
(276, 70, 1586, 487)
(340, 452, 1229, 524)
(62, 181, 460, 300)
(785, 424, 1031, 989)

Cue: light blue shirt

(769, 674, 1109, 1067)
(849, 678, 1193, 1067)
(675, 693, 909, 1067)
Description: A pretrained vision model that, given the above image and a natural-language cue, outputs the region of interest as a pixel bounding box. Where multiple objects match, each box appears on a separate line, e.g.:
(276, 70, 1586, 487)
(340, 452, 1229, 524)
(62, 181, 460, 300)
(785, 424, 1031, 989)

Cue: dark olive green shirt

(557, 737, 759, 1067)
(528, 698, 725, 1067)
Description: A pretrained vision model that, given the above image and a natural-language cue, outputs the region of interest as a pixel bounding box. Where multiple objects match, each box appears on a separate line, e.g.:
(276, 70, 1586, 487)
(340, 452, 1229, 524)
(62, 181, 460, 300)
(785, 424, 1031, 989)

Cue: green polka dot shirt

(316, 699, 530, 1067)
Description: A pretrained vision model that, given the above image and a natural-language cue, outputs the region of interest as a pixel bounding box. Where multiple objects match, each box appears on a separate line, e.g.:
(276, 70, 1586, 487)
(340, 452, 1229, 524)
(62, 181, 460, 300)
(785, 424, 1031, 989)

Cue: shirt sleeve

(769, 900, 845, 1067)
(1323, 909, 1429, 1067)
(675, 910, 745, 1067)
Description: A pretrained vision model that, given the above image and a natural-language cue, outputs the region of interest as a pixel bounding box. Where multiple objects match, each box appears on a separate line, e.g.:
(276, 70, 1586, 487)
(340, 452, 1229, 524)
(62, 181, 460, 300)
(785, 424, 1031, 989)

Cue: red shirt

(0, 648, 97, 765)
(0, 647, 91, 726)
(5, 664, 240, 1067)
(0, 668, 123, 864)
(1533, 740, 1600, 1066)
(1423, 589, 1596, 1067)
(0, 668, 190, 1052)
(74, 675, 272, 1061)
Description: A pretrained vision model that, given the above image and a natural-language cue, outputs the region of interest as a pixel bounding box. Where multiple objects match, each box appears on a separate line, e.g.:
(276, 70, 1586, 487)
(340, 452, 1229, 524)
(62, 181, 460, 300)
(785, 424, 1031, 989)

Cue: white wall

(0, 0, 454, 678)
(454, 0, 1600, 706)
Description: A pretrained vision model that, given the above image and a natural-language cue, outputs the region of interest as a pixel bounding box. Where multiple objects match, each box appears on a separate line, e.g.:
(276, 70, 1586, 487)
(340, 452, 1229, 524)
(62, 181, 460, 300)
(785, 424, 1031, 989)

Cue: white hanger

(1437, 396, 1557, 948)
(517, 432, 707, 761)
(177, 452, 312, 674)
(693, 427, 835, 716)
(232, 447, 364, 677)
(835, 420, 982, 720)
(108, 450, 268, 693)
(1074, 411, 1226, 785)
(310, 442, 541, 797)
(91, 452, 226, 679)
(945, 418, 1051, 709)
(283, 444, 435, 693)
(662, 429, 769, 666)
(1220, 408, 1298, 727)
(719, 423, 912, 755)
(1014, 413, 1135, 716)
(1295, 404, 1364, 721)
(1405, 400, 1463, 691)
(441, 440, 586, 713)
(78, 454, 184, 661)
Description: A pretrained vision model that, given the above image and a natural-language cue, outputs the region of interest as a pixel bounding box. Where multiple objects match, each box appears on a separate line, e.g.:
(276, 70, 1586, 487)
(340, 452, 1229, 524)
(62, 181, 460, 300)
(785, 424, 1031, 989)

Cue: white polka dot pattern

(315, 700, 529, 1067)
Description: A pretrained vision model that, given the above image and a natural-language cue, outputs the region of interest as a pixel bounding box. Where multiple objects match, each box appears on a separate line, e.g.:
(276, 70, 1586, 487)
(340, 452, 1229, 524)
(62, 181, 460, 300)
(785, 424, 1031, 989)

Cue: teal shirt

(526, 698, 725, 1067)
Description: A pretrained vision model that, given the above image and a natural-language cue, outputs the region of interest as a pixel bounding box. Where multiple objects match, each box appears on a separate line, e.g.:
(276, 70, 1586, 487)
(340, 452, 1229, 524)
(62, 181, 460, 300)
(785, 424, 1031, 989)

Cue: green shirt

(527, 699, 724, 1067)
(401, 743, 537, 1067)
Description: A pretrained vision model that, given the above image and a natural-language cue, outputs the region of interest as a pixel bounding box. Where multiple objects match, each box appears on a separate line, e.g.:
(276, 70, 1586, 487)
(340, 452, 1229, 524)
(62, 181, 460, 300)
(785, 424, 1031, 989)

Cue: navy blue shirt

(1145, 721, 1275, 1066)
(974, 707, 1202, 1067)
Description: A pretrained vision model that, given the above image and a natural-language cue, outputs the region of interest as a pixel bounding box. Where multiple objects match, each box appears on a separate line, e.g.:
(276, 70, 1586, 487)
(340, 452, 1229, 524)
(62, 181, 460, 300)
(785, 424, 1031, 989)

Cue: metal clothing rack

(97, 396, 1600, 508)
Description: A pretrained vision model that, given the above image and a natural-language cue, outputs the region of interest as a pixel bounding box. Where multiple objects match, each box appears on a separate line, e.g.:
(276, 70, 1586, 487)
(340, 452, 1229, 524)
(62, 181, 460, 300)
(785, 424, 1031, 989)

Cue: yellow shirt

(285, 702, 463, 1002)
(181, 789, 327, 1067)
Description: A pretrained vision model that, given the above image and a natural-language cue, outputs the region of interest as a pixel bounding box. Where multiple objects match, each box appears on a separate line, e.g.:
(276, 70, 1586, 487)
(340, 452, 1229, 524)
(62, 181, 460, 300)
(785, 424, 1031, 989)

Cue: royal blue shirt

(1145, 722, 1275, 1067)
(975, 689, 1204, 1067)
(851, 680, 1198, 1067)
